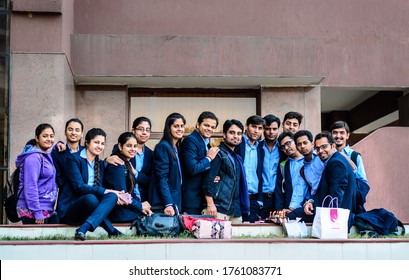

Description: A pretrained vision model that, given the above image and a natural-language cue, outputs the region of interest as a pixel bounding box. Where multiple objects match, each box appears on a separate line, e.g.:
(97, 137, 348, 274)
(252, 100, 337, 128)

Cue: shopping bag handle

(329, 197, 339, 208)
(322, 195, 333, 207)
(322, 195, 339, 208)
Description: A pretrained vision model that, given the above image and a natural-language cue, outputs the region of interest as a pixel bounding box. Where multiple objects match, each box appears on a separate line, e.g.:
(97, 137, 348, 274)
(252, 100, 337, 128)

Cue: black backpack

(130, 212, 183, 237)
(351, 151, 370, 214)
(354, 208, 405, 237)
(3, 168, 23, 223)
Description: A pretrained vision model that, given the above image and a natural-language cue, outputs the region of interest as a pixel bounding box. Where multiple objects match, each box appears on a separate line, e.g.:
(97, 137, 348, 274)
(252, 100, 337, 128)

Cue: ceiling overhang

(74, 75, 325, 89)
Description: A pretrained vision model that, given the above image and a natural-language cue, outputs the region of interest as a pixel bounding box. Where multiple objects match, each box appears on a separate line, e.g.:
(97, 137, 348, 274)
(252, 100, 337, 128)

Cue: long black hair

(113, 132, 137, 193)
(162, 112, 185, 146)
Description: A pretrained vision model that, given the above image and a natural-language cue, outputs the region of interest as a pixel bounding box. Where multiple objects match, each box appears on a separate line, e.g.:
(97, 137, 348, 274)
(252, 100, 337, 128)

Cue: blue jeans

(61, 193, 117, 233)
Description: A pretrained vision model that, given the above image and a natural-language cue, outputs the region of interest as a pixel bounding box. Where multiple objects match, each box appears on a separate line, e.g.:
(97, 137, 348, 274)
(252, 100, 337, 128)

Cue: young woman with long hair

(104, 132, 153, 222)
(149, 112, 186, 215)
(16, 123, 59, 224)
(57, 128, 126, 240)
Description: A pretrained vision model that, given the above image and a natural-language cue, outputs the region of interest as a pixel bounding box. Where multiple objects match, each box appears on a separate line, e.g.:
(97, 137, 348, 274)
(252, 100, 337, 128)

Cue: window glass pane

(130, 95, 256, 149)
(0, 0, 5, 10)
(0, 14, 6, 53)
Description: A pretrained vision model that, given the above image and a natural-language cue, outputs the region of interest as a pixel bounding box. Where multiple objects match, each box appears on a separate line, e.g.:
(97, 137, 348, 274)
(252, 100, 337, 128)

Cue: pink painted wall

(61, 0, 74, 62)
(10, 0, 73, 57)
(11, 1, 409, 86)
(353, 127, 409, 223)
(71, 35, 321, 77)
(11, 13, 62, 52)
(70, 0, 409, 87)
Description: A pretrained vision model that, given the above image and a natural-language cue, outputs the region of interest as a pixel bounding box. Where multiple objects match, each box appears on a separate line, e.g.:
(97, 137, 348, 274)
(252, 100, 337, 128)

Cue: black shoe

(74, 229, 86, 241)
(108, 228, 123, 238)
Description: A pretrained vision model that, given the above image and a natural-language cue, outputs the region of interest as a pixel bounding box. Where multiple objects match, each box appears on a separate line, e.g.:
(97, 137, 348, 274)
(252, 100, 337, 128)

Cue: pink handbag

(192, 219, 232, 239)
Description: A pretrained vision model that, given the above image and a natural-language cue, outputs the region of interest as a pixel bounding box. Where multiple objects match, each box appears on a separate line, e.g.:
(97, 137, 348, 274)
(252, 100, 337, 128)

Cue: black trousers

(242, 199, 261, 223)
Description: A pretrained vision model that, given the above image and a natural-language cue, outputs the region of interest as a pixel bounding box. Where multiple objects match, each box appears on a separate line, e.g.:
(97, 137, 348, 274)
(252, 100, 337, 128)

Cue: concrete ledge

(0, 222, 289, 239)
(2, 237, 409, 246)
(12, 0, 62, 13)
(1, 222, 407, 240)
(1, 238, 409, 260)
(1, 223, 408, 260)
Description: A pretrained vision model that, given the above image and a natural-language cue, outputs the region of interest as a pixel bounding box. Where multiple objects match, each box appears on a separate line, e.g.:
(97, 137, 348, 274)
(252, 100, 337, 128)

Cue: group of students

(14, 111, 366, 240)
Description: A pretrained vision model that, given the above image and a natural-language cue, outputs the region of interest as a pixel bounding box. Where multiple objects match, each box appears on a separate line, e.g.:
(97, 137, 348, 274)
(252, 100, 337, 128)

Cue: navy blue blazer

(112, 144, 153, 202)
(312, 151, 357, 228)
(103, 163, 143, 211)
(103, 163, 143, 222)
(57, 152, 106, 220)
(180, 130, 211, 211)
(149, 140, 182, 211)
(235, 139, 264, 202)
(51, 144, 84, 190)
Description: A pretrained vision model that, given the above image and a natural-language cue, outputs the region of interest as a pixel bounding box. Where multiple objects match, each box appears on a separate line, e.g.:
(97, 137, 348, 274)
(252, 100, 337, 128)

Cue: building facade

(2, 0, 409, 222)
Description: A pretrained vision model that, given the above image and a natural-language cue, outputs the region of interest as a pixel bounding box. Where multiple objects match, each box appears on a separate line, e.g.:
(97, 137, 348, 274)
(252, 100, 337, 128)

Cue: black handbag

(131, 212, 182, 237)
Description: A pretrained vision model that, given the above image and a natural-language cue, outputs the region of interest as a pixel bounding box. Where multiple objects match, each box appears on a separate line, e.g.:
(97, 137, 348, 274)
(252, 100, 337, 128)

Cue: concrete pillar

(76, 86, 128, 155)
(9, 53, 75, 168)
(260, 86, 321, 136)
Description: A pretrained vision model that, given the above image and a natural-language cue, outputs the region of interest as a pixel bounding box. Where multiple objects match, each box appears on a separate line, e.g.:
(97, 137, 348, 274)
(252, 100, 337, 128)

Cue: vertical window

(0, 0, 9, 223)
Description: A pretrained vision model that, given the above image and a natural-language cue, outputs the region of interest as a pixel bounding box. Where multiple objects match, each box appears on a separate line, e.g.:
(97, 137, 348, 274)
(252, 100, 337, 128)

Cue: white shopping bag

(311, 196, 350, 239)
(282, 218, 308, 238)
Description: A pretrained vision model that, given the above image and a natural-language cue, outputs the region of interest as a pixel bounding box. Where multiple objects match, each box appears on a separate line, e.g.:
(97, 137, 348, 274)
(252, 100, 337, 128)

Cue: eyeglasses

(280, 139, 293, 151)
(135, 127, 151, 133)
(314, 143, 330, 152)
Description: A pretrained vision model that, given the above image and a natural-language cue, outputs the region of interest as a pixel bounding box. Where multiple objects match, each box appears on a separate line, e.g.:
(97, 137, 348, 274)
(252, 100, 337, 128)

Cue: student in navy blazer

(149, 113, 186, 215)
(304, 132, 358, 229)
(57, 128, 125, 241)
(52, 118, 85, 191)
(108, 117, 154, 202)
(235, 115, 265, 223)
(181, 111, 219, 214)
(104, 132, 153, 222)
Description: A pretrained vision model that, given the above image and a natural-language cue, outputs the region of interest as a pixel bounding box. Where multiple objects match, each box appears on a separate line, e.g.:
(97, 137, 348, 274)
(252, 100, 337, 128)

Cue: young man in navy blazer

(235, 115, 265, 223)
(303, 131, 358, 229)
(181, 111, 219, 214)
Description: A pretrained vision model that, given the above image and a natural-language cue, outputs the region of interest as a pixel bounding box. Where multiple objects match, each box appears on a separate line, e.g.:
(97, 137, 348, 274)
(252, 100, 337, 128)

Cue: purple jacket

(16, 145, 58, 220)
